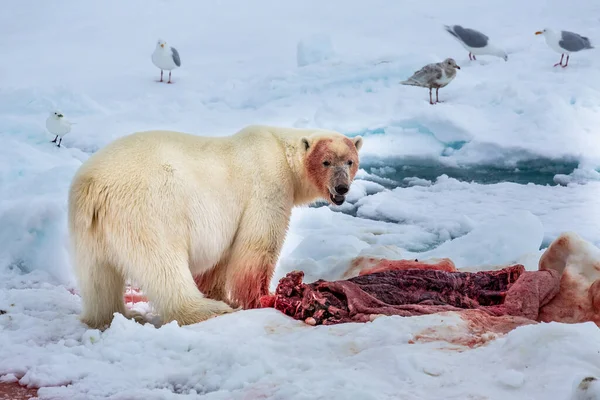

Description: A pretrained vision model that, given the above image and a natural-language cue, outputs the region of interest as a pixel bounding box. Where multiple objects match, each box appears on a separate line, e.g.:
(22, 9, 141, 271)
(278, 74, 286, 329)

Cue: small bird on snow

(571, 376, 600, 400)
(535, 28, 593, 68)
(151, 39, 181, 83)
(400, 58, 461, 105)
(444, 25, 508, 61)
(46, 111, 72, 147)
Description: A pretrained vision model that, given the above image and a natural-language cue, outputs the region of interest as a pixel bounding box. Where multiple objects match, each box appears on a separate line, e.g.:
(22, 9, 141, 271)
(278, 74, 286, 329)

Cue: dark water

(360, 158, 580, 189)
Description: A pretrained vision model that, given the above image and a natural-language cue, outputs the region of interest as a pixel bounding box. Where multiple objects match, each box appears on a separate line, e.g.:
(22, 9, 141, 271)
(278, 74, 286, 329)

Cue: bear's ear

(301, 137, 311, 151)
(353, 136, 363, 152)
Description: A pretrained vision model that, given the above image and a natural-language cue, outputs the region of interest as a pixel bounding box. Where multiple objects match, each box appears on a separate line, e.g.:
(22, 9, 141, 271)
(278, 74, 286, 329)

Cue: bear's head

(301, 133, 363, 206)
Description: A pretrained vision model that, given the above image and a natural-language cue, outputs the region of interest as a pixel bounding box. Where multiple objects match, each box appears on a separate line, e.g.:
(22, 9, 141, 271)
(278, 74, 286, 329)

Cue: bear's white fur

(68, 125, 363, 329)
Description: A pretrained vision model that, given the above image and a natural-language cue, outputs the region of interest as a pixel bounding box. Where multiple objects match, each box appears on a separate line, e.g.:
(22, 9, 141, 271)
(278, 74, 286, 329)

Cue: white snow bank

(415, 210, 544, 271)
(555, 167, 600, 186)
(0, 137, 84, 285)
(296, 33, 335, 67)
(275, 208, 545, 284)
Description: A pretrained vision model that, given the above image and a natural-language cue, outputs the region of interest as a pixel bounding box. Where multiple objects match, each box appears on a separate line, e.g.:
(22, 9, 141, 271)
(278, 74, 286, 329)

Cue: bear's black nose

(335, 184, 349, 195)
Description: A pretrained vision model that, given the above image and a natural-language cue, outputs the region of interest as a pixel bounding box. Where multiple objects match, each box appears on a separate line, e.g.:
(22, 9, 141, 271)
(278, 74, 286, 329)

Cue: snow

(2, 0, 600, 398)
(555, 166, 600, 186)
(275, 207, 546, 284)
(296, 34, 335, 67)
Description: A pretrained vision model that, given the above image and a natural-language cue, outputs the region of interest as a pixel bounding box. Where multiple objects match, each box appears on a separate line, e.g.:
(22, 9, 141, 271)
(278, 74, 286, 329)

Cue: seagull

(535, 28, 593, 67)
(151, 39, 181, 83)
(444, 25, 508, 61)
(46, 111, 72, 147)
(400, 58, 461, 105)
(572, 377, 599, 400)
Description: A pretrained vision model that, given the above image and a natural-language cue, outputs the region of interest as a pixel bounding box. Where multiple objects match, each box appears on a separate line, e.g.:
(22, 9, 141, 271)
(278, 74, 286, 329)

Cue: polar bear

(68, 125, 363, 329)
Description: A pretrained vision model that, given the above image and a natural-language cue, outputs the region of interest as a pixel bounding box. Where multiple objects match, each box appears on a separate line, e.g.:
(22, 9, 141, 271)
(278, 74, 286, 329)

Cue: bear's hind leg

(76, 258, 129, 330)
(125, 251, 235, 326)
(194, 263, 228, 303)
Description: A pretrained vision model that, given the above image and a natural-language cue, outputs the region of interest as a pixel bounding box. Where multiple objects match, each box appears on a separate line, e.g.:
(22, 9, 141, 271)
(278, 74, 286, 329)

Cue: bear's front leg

(227, 252, 276, 309)
(194, 257, 271, 310)
(223, 197, 291, 309)
(225, 225, 286, 309)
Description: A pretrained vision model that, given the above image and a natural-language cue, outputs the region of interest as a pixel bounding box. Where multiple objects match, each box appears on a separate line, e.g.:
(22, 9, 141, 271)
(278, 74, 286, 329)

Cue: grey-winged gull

(400, 58, 461, 105)
(535, 28, 593, 67)
(152, 39, 181, 83)
(46, 110, 72, 148)
(444, 25, 508, 61)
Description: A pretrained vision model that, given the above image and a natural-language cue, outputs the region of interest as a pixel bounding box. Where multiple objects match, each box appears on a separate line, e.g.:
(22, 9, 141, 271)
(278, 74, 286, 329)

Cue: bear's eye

(347, 160, 353, 166)
(323, 161, 331, 167)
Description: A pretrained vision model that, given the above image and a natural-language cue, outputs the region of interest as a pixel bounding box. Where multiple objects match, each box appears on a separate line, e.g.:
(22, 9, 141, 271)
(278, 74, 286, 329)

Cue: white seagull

(535, 28, 593, 68)
(151, 39, 181, 83)
(444, 25, 508, 61)
(46, 111, 72, 148)
(400, 58, 461, 105)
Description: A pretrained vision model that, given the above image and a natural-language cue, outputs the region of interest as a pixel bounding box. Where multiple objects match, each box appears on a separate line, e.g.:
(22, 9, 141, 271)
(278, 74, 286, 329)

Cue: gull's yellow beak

(160, 43, 164, 48)
(535, 31, 543, 35)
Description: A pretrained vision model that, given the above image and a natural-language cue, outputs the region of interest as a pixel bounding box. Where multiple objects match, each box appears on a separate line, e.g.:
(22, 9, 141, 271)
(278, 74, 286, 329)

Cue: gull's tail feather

(581, 36, 594, 49)
(444, 25, 459, 40)
(399, 79, 421, 86)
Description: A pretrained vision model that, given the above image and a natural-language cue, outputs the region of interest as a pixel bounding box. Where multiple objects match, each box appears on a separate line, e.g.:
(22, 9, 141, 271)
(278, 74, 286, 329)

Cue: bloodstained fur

(230, 266, 272, 309)
(304, 138, 359, 200)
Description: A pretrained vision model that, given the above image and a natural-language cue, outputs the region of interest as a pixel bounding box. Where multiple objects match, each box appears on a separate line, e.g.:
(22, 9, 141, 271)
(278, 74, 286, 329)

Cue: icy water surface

(361, 158, 580, 188)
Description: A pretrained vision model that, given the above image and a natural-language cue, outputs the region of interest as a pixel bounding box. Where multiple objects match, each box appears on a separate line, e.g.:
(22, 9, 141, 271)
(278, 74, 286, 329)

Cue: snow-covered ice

(296, 34, 335, 67)
(2, 0, 600, 398)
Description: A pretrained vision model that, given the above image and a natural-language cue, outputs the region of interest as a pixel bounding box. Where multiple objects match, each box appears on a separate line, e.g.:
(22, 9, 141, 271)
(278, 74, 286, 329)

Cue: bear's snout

(327, 166, 353, 206)
(334, 184, 349, 195)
